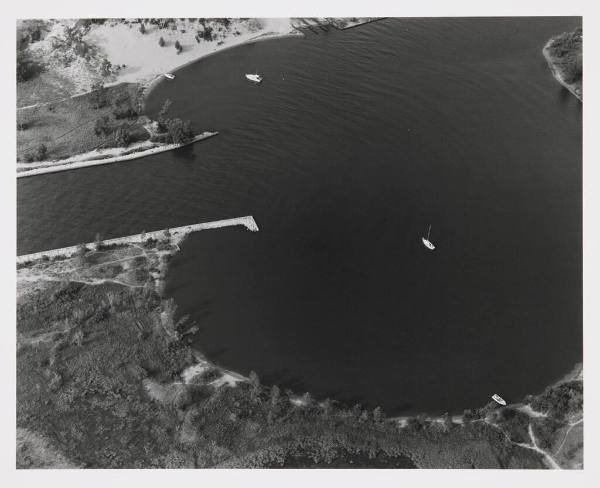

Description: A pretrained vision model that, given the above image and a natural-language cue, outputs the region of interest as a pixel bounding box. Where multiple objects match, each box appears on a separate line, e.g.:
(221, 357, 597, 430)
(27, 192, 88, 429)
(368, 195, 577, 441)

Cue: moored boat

(422, 225, 435, 250)
(491, 393, 507, 406)
(245, 73, 263, 83)
(164, 73, 175, 80)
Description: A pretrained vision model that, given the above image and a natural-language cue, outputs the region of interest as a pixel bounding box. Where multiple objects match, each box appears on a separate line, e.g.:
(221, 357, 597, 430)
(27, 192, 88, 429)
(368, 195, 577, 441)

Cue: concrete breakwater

(17, 132, 219, 179)
(17, 216, 259, 265)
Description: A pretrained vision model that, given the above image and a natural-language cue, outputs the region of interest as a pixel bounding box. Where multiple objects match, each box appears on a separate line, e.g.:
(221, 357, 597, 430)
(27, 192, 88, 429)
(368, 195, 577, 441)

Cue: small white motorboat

(422, 225, 435, 250)
(245, 73, 263, 84)
(491, 394, 507, 406)
(164, 73, 175, 80)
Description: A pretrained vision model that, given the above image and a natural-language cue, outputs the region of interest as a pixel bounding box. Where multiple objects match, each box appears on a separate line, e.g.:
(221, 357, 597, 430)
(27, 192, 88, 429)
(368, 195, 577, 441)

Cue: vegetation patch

(17, 83, 149, 162)
(544, 27, 582, 99)
(16, 246, 582, 469)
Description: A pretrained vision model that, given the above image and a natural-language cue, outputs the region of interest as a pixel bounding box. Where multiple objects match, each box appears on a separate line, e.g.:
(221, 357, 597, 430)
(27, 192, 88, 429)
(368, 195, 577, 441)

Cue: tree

(174, 40, 183, 54)
(372, 406, 385, 423)
(113, 102, 138, 120)
(405, 417, 424, 432)
(249, 371, 261, 401)
(270, 385, 280, 408)
(35, 144, 47, 161)
(90, 82, 108, 108)
(350, 403, 363, 420)
(114, 127, 131, 147)
(100, 59, 112, 77)
(462, 409, 476, 423)
(359, 410, 370, 423)
(158, 99, 172, 124)
(139, 23, 146, 34)
(94, 116, 111, 136)
(24, 143, 48, 162)
(17, 49, 39, 82)
(75, 243, 88, 267)
(158, 36, 166, 47)
(165, 118, 193, 144)
(321, 398, 333, 418)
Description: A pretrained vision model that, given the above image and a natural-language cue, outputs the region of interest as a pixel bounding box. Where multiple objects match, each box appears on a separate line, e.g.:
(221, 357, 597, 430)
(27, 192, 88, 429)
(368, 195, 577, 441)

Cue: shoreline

(16, 131, 218, 178)
(17, 215, 580, 423)
(17, 29, 305, 177)
(16, 215, 582, 469)
(141, 30, 305, 109)
(542, 39, 582, 102)
(18, 18, 382, 176)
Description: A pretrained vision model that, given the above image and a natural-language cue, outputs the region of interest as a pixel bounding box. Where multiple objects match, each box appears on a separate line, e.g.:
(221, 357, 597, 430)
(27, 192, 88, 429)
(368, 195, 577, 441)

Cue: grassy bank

(544, 27, 582, 101)
(16, 242, 582, 469)
(17, 83, 149, 163)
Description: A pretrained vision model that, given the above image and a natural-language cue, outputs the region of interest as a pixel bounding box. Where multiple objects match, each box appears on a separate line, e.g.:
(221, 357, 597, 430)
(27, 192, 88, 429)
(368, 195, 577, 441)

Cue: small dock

(17, 216, 259, 265)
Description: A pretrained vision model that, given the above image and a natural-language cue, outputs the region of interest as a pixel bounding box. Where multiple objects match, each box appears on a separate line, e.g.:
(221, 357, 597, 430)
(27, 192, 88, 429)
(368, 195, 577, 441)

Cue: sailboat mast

(427, 225, 431, 240)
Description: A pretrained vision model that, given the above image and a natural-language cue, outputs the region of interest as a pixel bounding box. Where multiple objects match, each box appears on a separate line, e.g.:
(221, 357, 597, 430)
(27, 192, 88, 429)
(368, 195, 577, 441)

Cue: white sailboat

(491, 393, 507, 406)
(245, 70, 263, 83)
(163, 73, 175, 80)
(421, 225, 435, 250)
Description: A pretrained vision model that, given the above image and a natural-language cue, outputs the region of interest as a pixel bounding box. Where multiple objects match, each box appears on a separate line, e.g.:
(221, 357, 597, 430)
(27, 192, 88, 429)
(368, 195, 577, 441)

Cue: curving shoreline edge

(542, 39, 582, 102)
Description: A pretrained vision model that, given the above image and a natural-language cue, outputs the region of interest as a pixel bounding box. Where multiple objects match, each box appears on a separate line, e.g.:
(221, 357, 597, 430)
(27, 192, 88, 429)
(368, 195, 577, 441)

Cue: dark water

(18, 18, 582, 415)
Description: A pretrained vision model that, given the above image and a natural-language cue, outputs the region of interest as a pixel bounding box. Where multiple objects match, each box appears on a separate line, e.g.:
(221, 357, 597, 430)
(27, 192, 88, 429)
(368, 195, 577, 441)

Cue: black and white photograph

(3, 0, 598, 485)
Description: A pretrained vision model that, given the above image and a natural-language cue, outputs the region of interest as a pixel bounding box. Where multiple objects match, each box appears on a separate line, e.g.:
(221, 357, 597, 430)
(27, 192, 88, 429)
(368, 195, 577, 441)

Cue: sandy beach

(20, 18, 302, 103)
(95, 19, 304, 90)
(17, 18, 304, 170)
(17, 18, 382, 170)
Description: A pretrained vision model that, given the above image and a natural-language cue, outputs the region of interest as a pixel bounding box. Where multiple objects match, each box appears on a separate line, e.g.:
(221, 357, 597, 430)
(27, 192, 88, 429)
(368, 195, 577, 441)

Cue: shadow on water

(171, 144, 198, 162)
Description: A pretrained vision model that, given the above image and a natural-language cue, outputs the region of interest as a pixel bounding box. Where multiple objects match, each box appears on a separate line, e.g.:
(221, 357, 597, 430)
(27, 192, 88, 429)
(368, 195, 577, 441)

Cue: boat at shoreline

(491, 394, 507, 406)
(164, 73, 175, 80)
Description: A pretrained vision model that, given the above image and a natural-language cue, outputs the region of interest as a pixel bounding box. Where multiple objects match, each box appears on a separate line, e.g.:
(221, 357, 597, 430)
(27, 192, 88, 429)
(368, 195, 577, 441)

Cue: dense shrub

(114, 127, 132, 147)
(112, 104, 138, 119)
(531, 381, 583, 420)
(548, 27, 582, 85)
(165, 118, 193, 144)
(24, 143, 48, 162)
(94, 116, 112, 136)
(17, 49, 41, 82)
(90, 82, 108, 109)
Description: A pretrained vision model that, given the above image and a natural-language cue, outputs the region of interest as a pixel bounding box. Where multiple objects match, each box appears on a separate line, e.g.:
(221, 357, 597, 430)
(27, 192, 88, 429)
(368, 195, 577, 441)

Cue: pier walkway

(17, 216, 258, 265)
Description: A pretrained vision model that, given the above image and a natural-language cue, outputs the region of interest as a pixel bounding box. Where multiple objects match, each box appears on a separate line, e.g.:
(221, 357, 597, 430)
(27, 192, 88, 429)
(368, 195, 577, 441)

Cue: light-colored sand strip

(17, 131, 218, 178)
(518, 404, 548, 418)
(17, 216, 259, 265)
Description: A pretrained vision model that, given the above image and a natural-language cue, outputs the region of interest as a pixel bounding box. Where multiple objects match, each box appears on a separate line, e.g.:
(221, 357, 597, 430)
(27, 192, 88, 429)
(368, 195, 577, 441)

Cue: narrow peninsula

(543, 27, 582, 101)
